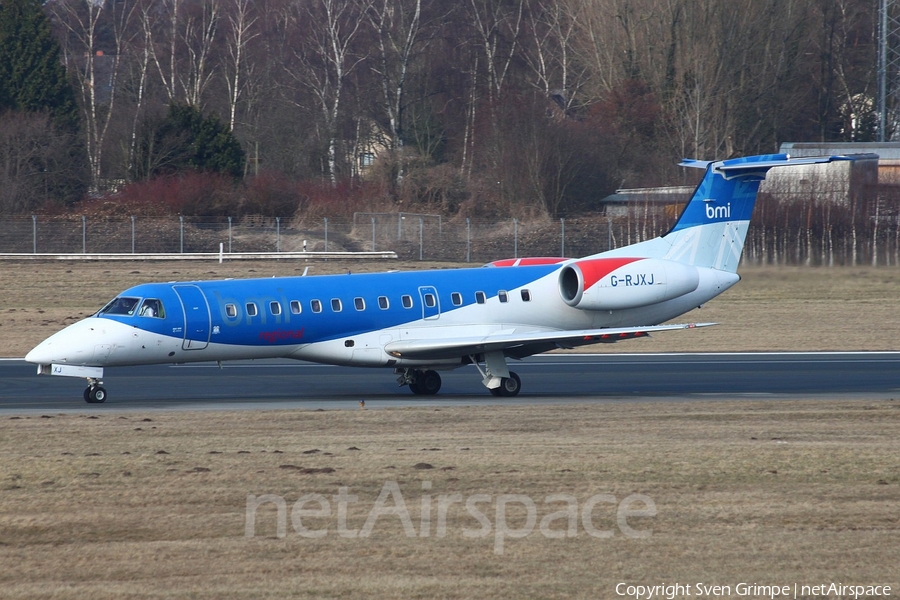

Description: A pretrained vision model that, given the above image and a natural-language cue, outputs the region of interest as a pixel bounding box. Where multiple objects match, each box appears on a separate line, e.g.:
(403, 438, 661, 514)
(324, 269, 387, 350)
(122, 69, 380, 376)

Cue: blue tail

(599, 153, 857, 272)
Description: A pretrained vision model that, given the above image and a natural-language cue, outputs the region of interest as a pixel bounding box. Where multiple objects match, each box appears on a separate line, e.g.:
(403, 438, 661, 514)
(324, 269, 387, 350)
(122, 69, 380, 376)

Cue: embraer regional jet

(27, 153, 857, 403)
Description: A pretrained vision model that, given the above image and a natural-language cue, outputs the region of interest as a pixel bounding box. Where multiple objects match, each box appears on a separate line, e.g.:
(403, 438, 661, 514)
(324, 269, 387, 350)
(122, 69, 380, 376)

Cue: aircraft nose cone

(24, 318, 104, 365)
(24, 344, 51, 364)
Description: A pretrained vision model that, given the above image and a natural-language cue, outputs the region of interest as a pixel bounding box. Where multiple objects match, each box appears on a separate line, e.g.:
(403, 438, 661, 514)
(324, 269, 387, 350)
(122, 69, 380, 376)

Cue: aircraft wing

(383, 322, 715, 361)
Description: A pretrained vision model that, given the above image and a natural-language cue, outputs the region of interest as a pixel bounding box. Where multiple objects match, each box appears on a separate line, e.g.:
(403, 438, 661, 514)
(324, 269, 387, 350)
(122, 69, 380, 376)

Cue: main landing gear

(83, 378, 107, 403)
(396, 351, 522, 397)
(488, 371, 521, 397)
(397, 369, 442, 395)
(471, 351, 521, 397)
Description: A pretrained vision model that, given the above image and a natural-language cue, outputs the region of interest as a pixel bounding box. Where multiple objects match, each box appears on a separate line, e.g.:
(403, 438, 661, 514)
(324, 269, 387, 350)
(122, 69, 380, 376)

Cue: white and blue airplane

(26, 153, 855, 403)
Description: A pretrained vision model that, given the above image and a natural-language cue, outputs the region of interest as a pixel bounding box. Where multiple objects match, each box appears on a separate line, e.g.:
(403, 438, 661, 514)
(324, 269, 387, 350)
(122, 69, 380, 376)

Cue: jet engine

(559, 257, 700, 311)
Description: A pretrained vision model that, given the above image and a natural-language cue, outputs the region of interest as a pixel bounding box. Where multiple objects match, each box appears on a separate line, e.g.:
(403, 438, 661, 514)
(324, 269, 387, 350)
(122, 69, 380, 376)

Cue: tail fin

(601, 153, 858, 272)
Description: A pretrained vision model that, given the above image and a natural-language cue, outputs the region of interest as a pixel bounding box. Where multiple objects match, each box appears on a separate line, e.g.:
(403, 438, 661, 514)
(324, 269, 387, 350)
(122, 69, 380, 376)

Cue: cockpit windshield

(138, 298, 165, 318)
(99, 296, 141, 316)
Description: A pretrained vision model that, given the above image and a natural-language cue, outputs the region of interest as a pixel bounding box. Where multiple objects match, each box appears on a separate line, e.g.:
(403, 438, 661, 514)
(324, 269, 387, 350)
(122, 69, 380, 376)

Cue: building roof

(780, 142, 900, 161)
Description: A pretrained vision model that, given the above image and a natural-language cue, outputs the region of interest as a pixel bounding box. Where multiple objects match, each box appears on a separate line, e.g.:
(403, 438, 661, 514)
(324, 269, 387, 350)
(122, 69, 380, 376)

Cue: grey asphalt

(2, 352, 899, 413)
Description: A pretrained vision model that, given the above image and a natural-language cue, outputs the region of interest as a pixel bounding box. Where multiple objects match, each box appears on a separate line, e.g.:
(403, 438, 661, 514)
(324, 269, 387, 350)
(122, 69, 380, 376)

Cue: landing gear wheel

(407, 370, 441, 395)
(489, 387, 502, 397)
(420, 370, 442, 395)
(85, 385, 107, 404)
(498, 372, 521, 397)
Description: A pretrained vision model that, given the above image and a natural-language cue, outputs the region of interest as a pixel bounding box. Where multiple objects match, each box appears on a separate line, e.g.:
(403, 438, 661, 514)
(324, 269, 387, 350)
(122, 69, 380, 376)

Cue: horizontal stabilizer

(680, 153, 870, 174)
(678, 159, 712, 170)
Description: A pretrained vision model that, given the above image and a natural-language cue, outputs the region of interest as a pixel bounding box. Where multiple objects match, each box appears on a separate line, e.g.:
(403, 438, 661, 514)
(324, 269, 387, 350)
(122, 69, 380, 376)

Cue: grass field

(1, 401, 899, 599)
(3, 259, 900, 357)
(1, 260, 899, 598)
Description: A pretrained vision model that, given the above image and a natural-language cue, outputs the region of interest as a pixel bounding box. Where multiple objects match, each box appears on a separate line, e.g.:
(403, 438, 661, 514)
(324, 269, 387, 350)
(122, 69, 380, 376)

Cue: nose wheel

(83, 380, 107, 403)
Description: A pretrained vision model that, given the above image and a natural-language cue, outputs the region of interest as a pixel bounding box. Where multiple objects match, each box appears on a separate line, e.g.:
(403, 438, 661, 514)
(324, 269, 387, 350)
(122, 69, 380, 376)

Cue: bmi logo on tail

(705, 200, 731, 219)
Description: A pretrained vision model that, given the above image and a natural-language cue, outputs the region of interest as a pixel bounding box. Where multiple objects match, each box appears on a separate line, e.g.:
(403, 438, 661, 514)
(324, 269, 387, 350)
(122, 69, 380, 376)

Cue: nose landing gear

(83, 378, 107, 403)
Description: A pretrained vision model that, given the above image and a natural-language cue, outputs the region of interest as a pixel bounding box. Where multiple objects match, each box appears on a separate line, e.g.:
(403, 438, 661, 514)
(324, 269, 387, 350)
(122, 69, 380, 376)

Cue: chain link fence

(6, 211, 897, 265)
(0, 214, 648, 262)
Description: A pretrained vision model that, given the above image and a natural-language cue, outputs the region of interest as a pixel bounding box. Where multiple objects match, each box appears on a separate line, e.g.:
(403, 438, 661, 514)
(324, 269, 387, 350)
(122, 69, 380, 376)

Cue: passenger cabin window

(378, 296, 389, 309)
(401, 295, 413, 309)
(290, 300, 302, 314)
(354, 297, 365, 311)
(521, 289, 532, 302)
(311, 299, 322, 313)
(475, 291, 486, 304)
(451, 292, 463, 306)
(246, 302, 258, 317)
(269, 301, 282, 315)
(225, 303, 237, 318)
(100, 296, 140, 316)
(139, 298, 165, 318)
(498, 290, 509, 303)
(424, 293, 436, 308)
(331, 298, 343, 312)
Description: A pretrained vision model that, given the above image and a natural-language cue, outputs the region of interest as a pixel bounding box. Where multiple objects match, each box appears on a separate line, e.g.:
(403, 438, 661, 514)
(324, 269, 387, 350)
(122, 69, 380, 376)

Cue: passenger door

(173, 285, 211, 350)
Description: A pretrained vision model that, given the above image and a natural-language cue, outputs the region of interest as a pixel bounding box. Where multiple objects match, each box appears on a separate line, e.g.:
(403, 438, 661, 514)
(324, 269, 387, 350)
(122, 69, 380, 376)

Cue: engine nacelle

(559, 257, 700, 310)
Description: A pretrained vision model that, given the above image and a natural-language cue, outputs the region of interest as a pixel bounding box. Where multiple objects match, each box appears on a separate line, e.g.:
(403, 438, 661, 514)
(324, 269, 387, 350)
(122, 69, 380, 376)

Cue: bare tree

(51, 0, 139, 190)
(466, 0, 525, 103)
(366, 0, 429, 185)
(573, 0, 628, 99)
(123, 0, 156, 176)
(179, 0, 221, 107)
(285, 0, 372, 184)
(222, 0, 259, 132)
(521, 0, 585, 111)
(0, 112, 85, 211)
(148, 0, 180, 101)
(145, 0, 221, 108)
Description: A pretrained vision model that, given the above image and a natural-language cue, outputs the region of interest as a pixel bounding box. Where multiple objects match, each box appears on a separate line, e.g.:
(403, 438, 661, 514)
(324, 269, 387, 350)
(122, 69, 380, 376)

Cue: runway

(2, 352, 899, 412)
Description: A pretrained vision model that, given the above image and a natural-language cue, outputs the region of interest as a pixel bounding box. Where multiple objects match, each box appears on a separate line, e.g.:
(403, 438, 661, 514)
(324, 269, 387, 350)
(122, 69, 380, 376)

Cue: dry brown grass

(3, 261, 899, 597)
(1, 401, 899, 599)
(2, 260, 900, 357)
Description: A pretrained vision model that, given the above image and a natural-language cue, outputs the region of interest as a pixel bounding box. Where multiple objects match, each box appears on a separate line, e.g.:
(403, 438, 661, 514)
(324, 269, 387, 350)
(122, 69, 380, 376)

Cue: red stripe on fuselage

(575, 257, 643, 289)
(489, 257, 568, 267)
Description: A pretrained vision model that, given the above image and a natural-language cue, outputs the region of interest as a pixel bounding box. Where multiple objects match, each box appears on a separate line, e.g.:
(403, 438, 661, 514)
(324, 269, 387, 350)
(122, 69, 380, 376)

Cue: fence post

(513, 218, 518, 258)
(419, 217, 423, 260)
(82, 215, 86, 254)
(180, 216, 184, 253)
(466, 218, 471, 263)
(324, 217, 328, 251)
(276, 217, 281, 252)
(228, 216, 232, 253)
(607, 216, 612, 250)
(560, 218, 565, 257)
(131, 216, 135, 253)
(32, 215, 36, 254)
(371, 216, 376, 251)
